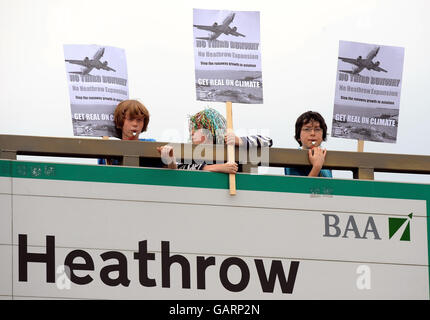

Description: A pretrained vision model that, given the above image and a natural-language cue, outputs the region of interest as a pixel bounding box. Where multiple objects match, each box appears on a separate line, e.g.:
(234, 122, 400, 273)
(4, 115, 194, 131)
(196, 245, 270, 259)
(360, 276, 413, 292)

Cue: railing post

(0, 150, 17, 160)
(122, 156, 140, 167)
(241, 164, 258, 174)
(354, 167, 375, 180)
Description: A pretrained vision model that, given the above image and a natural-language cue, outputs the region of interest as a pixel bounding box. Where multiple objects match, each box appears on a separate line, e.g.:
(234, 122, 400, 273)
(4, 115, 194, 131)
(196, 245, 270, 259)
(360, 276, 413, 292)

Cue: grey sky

(0, 0, 428, 183)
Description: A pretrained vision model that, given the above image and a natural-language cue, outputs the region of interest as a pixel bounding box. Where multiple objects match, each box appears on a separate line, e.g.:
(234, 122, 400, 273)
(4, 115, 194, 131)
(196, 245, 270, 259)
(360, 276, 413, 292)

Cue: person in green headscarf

(188, 108, 227, 145)
(157, 108, 272, 172)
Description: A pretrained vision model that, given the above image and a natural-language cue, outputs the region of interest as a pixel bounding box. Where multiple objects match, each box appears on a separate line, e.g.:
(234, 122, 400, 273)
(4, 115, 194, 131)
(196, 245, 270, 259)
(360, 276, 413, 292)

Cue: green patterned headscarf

(188, 108, 226, 144)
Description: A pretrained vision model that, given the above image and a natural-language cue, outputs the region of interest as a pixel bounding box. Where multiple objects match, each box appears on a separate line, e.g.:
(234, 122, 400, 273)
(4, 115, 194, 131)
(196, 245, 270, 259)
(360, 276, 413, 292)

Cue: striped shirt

(176, 135, 273, 171)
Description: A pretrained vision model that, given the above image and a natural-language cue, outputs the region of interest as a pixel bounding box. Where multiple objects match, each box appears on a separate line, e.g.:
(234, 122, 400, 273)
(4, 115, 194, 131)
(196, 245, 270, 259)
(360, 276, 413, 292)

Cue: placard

(332, 40, 404, 143)
(64, 44, 129, 137)
(193, 9, 263, 104)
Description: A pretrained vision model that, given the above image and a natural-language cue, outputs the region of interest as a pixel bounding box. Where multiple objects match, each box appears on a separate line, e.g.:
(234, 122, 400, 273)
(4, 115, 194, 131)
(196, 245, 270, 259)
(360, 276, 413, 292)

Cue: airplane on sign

(338, 46, 387, 75)
(65, 47, 116, 75)
(193, 13, 245, 40)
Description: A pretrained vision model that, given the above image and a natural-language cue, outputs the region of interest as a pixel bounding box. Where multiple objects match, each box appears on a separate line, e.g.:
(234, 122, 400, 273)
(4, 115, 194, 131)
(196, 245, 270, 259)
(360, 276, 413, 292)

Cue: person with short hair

(285, 111, 332, 177)
(113, 99, 151, 140)
(99, 99, 155, 165)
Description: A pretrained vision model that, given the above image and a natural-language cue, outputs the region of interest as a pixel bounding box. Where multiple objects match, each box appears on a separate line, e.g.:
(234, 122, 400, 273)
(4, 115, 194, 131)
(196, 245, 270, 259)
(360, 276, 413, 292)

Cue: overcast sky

(0, 0, 429, 183)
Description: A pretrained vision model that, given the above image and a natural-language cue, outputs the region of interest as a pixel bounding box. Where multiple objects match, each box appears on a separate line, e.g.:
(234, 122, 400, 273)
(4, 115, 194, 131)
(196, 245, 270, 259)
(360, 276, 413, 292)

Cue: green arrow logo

(388, 213, 413, 241)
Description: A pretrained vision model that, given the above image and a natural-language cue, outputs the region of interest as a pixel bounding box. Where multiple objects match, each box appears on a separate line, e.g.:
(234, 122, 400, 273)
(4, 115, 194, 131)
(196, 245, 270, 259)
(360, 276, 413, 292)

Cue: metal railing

(1, 134, 429, 180)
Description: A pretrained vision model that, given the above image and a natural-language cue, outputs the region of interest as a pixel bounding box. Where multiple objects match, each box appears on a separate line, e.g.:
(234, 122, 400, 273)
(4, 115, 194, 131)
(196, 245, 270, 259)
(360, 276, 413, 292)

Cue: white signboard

(332, 40, 404, 143)
(193, 9, 263, 104)
(64, 44, 129, 137)
(0, 160, 428, 300)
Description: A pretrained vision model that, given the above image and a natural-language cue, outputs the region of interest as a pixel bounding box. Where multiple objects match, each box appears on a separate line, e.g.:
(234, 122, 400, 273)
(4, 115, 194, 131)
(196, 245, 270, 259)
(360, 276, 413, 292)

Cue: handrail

(1, 134, 429, 180)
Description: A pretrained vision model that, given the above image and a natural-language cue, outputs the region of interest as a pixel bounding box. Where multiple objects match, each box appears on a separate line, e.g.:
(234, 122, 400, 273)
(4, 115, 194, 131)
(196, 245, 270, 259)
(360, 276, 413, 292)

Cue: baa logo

(323, 212, 413, 241)
(388, 213, 413, 241)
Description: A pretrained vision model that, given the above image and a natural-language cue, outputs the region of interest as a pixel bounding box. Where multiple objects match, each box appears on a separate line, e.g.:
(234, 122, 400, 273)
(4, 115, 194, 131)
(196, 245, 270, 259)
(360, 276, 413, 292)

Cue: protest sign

(193, 9, 263, 104)
(64, 44, 128, 137)
(332, 40, 404, 143)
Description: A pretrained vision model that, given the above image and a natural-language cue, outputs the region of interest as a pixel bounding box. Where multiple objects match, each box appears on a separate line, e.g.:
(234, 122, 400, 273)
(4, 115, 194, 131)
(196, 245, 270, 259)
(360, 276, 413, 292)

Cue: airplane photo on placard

(331, 40, 404, 143)
(64, 44, 129, 137)
(338, 46, 387, 75)
(193, 8, 263, 104)
(65, 47, 116, 76)
(193, 12, 245, 40)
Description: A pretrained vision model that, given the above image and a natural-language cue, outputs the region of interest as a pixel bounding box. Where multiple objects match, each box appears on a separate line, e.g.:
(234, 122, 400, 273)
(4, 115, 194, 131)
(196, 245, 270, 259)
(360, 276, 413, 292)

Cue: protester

(284, 111, 332, 177)
(99, 99, 155, 165)
(157, 108, 272, 173)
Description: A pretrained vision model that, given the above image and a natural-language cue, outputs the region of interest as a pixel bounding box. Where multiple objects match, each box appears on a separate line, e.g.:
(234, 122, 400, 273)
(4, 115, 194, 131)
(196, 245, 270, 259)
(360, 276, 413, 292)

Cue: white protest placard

(64, 44, 129, 137)
(331, 40, 404, 143)
(193, 9, 263, 104)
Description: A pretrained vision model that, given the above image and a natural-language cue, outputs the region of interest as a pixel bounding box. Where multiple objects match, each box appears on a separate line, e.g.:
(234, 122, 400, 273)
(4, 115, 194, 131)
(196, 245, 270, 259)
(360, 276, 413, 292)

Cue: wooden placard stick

(226, 101, 236, 195)
(102, 136, 112, 165)
(357, 139, 364, 152)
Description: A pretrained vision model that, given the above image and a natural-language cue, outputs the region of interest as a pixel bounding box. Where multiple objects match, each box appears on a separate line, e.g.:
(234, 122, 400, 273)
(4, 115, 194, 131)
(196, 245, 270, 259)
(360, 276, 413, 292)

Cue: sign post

(226, 101, 236, 195)
(357, 139, 364, 152)
(102, 135, 112, 165)
(192, 9, 263, 195)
